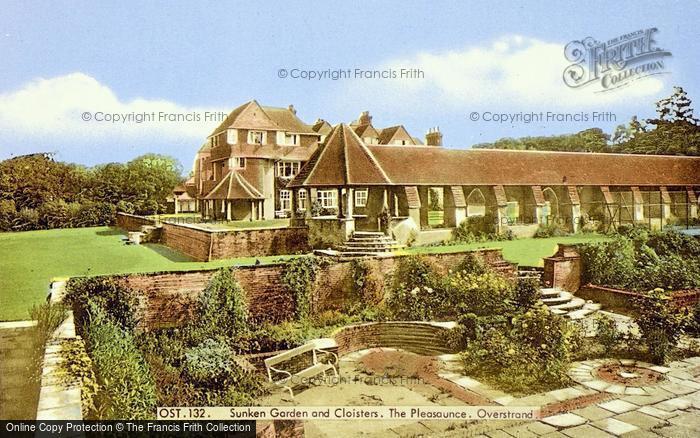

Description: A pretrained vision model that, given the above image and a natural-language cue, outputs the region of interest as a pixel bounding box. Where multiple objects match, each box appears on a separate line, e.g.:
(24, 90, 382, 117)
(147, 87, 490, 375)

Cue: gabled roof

(262, 106, 318, 135)
(208, 100, 318, 137)
(377, 125, 416, 145)
(354, 123, 379, 139)
(312, 119, 333, 135)
(204, 171, 264, 200)
(288, 124, 390, 187)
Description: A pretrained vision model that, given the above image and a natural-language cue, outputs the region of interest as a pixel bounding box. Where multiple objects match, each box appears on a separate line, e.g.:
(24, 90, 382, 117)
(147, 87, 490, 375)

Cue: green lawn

(0, 227, 608, 322)
(0, 227, 297, 321)
(399, 233, 609, 267)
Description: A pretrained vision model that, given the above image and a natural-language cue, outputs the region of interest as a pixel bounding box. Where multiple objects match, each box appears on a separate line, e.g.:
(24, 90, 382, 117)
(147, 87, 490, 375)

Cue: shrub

(348, 259, 383, 311)
(84, 301, 157, 419)
(184, 338, 234, 386)
(514, 277, 540, 309)
(190, 267, 249, 345)
(593, 313, 622, 354)
(453, 252, 490, 276)
(386, 256, 445, 320)
(447, 270, 515, 317)
(65, 277, 138, 332)
(461, 305, 578, 394)
(453, 216, 513, 243)
(29, 302, 68, 383)
(634, 288, 692, 364)
(578, 237, 636, 288)
(647, 230, 700, 258)
(533, 222, 569, 238)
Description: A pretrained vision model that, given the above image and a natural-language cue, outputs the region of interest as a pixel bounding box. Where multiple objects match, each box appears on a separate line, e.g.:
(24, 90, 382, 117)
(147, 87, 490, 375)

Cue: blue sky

(1, 0, 698, 171)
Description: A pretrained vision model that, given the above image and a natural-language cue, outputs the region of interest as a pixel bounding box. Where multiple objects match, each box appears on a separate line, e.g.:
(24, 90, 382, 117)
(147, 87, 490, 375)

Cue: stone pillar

(174, 198, 180, 214)
(543, 244, 581, 292)
(495, 205, 508, 233)
(687, 187, 698, 219)
(337, 188, 344, 218)
(631, 187, 644, 222)
(226, 200, 232, 221)
(346, 188, 354, 218)
(660, 187, 671, 220)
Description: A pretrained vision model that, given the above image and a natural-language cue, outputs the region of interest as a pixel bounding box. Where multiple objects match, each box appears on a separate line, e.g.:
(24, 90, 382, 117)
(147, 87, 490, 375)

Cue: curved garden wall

(332, 321, 458, 356)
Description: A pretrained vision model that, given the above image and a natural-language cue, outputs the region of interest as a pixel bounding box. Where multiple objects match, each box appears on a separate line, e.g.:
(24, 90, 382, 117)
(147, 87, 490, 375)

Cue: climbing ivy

(282, 256, 329, 319)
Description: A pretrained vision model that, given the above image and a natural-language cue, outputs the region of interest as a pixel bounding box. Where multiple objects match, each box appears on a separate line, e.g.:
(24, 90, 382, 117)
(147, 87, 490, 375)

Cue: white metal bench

(263, 338, 338, 397)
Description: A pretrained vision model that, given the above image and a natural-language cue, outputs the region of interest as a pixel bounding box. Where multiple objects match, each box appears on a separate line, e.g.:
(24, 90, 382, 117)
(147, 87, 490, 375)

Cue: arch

(466, 188, 486, 217)
(542, 187, 560, 219)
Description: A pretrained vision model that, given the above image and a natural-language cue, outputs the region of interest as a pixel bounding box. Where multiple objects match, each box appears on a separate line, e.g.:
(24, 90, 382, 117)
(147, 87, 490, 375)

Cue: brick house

(192, 100, 433, 221)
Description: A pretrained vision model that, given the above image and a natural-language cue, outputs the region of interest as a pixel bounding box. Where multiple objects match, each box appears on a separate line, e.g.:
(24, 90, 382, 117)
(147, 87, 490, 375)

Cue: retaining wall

(332, 321, 458, 356)
(115, 212, 157, 232)
(115, 248, 516, 330)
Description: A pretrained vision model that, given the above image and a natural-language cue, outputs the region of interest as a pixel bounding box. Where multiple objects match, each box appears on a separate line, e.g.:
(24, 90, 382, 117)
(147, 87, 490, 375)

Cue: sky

(1, 0, 698, 172)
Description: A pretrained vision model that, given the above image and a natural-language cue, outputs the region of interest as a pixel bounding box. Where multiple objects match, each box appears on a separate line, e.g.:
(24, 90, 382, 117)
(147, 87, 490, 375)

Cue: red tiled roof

(688, 186, 698, 203)
(660, 186, 671, 204)
(493, 185, 508, 206)
(532, 186, 545, 206)
(631, 186, 643, 204)
(451, 186, 466, 208)
(288, 124, 390, 187)
(204, 171, 263, 200)
(567, 186, 581, 205)
(366, 147, 700, 186)
(405, 186, 421, 208)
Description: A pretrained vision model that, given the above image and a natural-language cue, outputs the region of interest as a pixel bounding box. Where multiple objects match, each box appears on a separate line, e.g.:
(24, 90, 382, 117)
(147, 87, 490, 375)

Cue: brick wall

(209, 227, 310, 259)
(577, 284, 700, 316)
(115, 248, 515, 330)
(543, 244, 582, 291)
(160, 223, 213, 262)
(115, 212, 157, 232)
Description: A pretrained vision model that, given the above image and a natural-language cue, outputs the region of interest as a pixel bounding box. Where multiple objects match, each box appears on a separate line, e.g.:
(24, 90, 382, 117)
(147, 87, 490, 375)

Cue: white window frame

(229, 157, 246, 169)
(354, 188, 368, 208)
(248, 130, 266, 144)
(298, 189, 307, 211)
(284, 133, 300, 146)
(318, 189, 338, 209)
(276, 161, 300, 178)
(279, 190, 291, 211)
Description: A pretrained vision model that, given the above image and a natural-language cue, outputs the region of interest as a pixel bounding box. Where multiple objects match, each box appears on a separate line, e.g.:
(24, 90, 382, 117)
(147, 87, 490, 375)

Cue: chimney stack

(288, 104, 296, 115)
(358, 110, 372, 125)
(425, 127, 443, 146)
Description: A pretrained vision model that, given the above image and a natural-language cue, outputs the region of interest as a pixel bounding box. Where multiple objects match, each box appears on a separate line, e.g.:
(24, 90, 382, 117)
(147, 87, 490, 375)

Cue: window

(276, 161, 300, 178)
(229, 157, 246, 169)
(506, 201, 519, 222)
(279, 190, 291, 211)
(298, 189, 307, 211)
(284, 133, 300, 146)
(248, 130, 265, 144)
(318, 190, 337, 209)
(354, 188, 368, 207)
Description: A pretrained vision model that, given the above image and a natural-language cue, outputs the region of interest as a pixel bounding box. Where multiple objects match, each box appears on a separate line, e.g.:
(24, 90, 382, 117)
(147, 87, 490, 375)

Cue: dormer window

(248, 131, 266, 144)
(284, 133, 300, 146)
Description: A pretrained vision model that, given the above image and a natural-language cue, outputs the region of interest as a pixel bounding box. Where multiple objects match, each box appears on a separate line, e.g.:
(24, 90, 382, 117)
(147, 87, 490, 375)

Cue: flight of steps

(336, 231, 405, 259)
(540, 287, 601, 320)
(125, 224, 161, 244)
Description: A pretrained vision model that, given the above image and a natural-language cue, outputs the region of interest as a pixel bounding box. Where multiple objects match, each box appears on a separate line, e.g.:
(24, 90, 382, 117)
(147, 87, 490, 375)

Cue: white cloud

(342, 35, 667, 110)
(0, 73, 225, 145)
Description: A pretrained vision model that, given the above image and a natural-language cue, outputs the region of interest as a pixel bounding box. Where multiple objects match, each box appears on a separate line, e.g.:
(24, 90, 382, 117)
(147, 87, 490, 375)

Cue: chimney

(358, 110, 372, 125)
(425, 127, 443, 146)
(288, 104, 296, 115)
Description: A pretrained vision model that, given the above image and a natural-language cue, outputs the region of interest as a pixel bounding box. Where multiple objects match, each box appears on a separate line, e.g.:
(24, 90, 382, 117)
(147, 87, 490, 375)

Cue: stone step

(550, 308, 567, 316)
(550, 297, 586, 311)
(542, 291, 573, 305)
(540, 288, 562, 298)
(345, 240, 399, 246)
(566, 308, 597, 320)
(339, 246, 394, 253)
(353, 231, 386, 237)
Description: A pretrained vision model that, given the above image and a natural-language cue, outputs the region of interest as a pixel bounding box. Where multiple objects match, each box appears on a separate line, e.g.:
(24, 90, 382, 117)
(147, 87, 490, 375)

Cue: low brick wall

(113, 248, 515, 330)
(160, 223, 212, 261)
(115, 212, 157, 232)
(333, 321, 458, 356)
(577, 284, 700, 316)
(209, 226, 310, 259)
